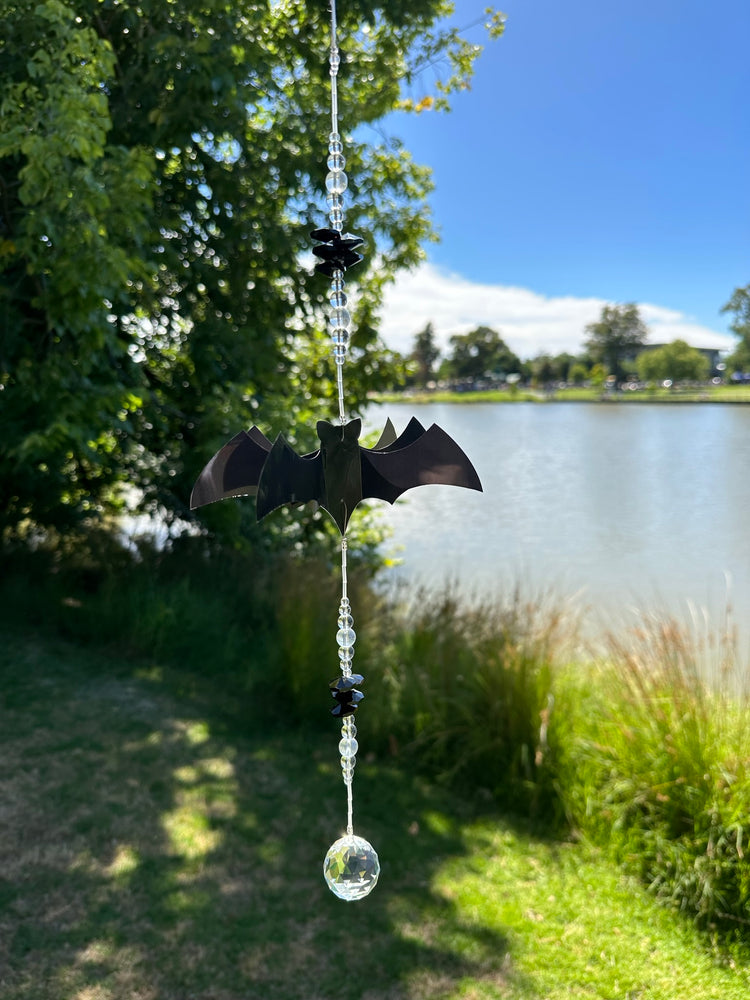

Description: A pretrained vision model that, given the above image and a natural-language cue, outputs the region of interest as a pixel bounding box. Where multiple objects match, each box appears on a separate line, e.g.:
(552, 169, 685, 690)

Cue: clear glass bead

(336, 628, 356, 647)
(327, 152, 346, 171)
(342, 719, 357, 738)
(328, 133, 343, 153)
(339, 736, 359, 758)
(329, 51, 341, 73)
(329, 289, 347, 308)
(341, 757, 355, 779)
(335, 354, 346, 366)
(326, 170, 348, 194)
(338, 647, 354, 663)
(328, 307, 351, 332)
(324, 835, 380, 901)
(338, 613, 354, 628)
(331, 334, 349, 349)
(326, 192, 344, 210)
(339, 597, 350, 609)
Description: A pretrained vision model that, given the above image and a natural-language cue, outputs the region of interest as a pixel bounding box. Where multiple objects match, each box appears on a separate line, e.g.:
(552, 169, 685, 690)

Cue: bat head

(316, 418, 362, 447)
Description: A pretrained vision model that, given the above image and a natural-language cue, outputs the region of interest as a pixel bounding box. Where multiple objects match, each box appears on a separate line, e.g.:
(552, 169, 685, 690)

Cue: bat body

(191, 416, 482, 534)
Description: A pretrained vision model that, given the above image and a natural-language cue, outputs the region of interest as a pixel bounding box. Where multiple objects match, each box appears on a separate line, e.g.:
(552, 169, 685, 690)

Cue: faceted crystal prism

(323, 834, 380, 901)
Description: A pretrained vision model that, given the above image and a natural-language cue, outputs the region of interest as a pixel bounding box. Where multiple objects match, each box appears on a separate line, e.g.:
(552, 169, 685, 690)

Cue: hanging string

(330, 0, 340, 135)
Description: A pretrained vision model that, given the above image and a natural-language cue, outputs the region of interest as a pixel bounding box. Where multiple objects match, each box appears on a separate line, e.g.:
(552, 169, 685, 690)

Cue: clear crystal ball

(323, 834, 380, 901)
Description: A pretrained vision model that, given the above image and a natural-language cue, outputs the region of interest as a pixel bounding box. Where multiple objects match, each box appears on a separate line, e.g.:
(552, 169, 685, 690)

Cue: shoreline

(374, 387, 750, 405)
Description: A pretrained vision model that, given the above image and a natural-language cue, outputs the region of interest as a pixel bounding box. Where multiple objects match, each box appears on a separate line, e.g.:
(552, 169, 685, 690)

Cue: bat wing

(190, 427, 273, 509)
(361, 422, 482, 505)
(374, 416, 426, 453)
(372, 418, 398, 450)
(256, 433, 324, 522)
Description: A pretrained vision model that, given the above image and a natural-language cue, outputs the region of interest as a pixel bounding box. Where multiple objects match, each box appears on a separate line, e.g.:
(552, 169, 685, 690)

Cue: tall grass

(369, 584, 578, 819)
(554, 611, 750, 933)
(3, 531, 750, 937)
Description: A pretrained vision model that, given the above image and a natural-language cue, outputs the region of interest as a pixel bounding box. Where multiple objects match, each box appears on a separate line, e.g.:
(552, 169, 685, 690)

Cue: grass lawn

(1, 629, 747, 1000)
(376, 385, 750, 405)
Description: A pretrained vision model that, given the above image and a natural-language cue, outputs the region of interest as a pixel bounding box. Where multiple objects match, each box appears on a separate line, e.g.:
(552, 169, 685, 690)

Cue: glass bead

(342, 719, 357, 738)
(331, 335, 349, 350)
(339, 736, 359, 758)
(330, 673, 363, 693)
(328, 133, 343, 153)
(327, 152, 346, 171)
(338, 647, 354, 662)
(337, 613, 354, 628)
(324, 834, 380, 901)
(328, 307, 351, 332)
(336, 627, 356, 647)
(331, 275, 345, 292)
(326, 170, 348, 194)
(329, 290, 347, 309)
(329, 206, 344, 222)
(339, 597, 350, 608)
(326, 192, 344, 210)
(329, 51, 340, 73)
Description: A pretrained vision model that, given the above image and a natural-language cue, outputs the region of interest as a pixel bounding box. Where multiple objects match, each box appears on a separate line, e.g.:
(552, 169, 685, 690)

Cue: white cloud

(377, 263, 735, 358)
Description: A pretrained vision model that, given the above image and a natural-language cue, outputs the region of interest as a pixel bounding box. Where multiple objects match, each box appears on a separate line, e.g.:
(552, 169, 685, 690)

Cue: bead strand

(321, 0, 380, 905)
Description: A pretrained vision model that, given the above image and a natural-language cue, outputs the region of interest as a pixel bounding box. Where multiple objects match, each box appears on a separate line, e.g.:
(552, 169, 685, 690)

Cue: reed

(554, 609, 750, 932)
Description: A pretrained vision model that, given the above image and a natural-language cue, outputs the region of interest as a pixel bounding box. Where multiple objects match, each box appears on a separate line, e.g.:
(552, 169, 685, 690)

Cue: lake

(366, 401, 750, 641)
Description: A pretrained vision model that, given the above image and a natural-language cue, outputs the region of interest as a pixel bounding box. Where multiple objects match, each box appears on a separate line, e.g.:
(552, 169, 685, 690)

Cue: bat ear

(344, 418, 361, 441)
(316, 420, 336, 445)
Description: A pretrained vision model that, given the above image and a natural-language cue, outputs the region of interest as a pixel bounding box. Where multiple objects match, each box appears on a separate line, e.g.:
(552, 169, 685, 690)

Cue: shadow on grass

(0, 631, 530, 1000)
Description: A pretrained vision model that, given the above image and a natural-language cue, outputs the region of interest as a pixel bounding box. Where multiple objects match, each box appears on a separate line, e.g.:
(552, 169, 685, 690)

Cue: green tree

(722, 284, 750, 373)
(584, 304, 648, 382)
(409, 322, 440, 387)
(445, 326, 520, 382)
(531, 353, 555, 385)
(0, 0, 503, 540)
(589, 363, 607, 390)
(569, 362, 588, 386)
(636, 340, 709, 384)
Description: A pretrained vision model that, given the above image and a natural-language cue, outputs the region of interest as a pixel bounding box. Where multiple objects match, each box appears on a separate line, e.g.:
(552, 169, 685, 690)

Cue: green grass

(2, 628, 749, 1000)
(376, 385, 750, 405)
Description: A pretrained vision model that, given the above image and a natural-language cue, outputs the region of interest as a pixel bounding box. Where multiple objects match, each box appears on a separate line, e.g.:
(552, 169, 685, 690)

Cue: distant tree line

(404, 297, 750, 390)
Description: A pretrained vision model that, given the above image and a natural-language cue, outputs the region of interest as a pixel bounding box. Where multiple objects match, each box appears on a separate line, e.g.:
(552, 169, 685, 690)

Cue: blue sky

(375, 0, 749, 358)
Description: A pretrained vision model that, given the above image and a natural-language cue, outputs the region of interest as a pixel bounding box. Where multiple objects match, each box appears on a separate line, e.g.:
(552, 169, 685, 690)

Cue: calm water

(367, 402, 750, 635)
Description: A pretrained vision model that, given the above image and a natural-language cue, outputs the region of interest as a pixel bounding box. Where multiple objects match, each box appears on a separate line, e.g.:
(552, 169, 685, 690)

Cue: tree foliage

(444, 326, 520, 381)
(722, 283, 750, 373)
(409, 322, 440, 387)
(636, 340, 709, 384)
(584, 303, 648, 381)
(0, 0, 502, 540)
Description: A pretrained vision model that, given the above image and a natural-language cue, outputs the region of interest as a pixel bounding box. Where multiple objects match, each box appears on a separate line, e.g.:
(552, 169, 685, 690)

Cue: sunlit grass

(2, 628, 749, 999)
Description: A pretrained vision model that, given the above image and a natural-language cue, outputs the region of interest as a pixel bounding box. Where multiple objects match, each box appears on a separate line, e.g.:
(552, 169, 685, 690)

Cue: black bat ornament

(190, 416, 482, 534)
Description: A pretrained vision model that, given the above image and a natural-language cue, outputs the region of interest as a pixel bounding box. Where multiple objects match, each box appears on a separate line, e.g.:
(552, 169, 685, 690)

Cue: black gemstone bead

(331, 702, 358, 718)
(310, 229, 365, 274)
(329, 674, 365, 692)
